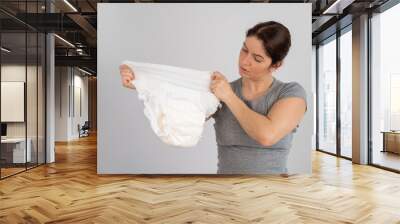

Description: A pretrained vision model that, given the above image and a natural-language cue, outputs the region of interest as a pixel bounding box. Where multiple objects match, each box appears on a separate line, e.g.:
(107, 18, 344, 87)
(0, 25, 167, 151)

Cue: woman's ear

(269, 61, 283, 73)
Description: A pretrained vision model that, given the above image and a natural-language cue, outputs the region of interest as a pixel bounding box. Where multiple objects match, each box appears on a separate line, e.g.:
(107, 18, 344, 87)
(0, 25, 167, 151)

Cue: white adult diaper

(121, 61, 221, 147)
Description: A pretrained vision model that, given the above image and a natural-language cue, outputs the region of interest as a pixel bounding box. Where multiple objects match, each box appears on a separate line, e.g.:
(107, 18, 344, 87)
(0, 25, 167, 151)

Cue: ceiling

(0, 0, 392, 75)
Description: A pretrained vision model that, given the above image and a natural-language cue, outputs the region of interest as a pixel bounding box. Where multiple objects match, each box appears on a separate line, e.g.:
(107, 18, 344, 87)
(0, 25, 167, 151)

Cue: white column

(352, 14, 369, 164)
(46, 33, 55, 163)
(45, 1, 56, 163)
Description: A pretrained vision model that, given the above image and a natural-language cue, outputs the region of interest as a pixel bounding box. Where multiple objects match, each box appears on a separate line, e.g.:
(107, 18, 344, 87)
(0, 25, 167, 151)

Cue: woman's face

(238, 36, 279, 80)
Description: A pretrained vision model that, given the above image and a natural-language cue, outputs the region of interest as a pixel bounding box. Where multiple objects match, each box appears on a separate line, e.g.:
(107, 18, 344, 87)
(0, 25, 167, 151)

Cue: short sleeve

(278, 82, 307, 112)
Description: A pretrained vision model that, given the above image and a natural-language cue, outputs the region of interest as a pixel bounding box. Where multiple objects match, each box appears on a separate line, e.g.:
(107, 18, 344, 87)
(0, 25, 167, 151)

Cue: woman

(120, 21, 307, 175)
(209, 21, 307, 175)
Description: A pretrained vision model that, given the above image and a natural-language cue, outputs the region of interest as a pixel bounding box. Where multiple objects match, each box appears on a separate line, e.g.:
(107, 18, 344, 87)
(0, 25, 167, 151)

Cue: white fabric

(122, 61, 221, 147)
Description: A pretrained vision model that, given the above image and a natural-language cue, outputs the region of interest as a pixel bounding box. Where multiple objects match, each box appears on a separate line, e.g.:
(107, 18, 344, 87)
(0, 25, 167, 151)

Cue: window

(317, 36, 337, 155)
(340, 28, 352, 158)
(370, 2, 400, 171)
(0, 1, 47, 179)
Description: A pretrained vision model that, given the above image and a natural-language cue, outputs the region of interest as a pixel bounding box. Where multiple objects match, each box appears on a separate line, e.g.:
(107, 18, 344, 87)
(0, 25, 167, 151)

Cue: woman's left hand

(210, 71, 235, 103)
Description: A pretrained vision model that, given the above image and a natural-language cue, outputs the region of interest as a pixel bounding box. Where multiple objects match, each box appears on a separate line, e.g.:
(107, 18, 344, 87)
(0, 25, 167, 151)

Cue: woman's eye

(242, 48, 248, 53)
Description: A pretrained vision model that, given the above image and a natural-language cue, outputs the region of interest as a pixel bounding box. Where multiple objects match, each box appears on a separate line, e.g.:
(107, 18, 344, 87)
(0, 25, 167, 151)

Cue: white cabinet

(1, 138, 32, 163)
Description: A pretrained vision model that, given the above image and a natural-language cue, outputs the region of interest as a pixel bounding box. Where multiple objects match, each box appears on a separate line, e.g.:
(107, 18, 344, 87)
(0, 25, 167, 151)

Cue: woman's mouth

(240, 66, 249, 73)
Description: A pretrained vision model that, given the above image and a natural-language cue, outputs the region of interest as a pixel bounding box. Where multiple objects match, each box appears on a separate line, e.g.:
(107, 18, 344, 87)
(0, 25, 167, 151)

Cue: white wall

(72, 72, 89, 138)
(98, 3, 313, 174)
(55, 67, 69, 141)
(54, 67, 89, 141)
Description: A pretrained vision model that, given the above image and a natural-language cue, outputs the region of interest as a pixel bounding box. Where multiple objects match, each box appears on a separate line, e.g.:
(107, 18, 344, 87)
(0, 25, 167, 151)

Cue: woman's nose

(242, 55, 251, 66)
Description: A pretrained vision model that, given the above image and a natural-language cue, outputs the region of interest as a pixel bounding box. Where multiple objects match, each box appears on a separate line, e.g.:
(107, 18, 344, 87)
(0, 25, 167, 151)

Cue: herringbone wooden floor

(1, 134, 400, 224)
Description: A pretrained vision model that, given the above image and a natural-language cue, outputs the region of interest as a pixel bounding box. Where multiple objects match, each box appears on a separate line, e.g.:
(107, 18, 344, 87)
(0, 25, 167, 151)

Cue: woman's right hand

(119, 64, 136, 89)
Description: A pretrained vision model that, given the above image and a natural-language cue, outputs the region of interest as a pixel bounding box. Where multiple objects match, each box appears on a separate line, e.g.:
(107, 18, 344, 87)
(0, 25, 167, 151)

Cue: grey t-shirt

(212, 77, 307, 174)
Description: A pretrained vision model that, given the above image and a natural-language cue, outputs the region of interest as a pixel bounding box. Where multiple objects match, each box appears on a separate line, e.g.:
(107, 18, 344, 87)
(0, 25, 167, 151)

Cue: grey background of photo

(97, 3, 313, 174)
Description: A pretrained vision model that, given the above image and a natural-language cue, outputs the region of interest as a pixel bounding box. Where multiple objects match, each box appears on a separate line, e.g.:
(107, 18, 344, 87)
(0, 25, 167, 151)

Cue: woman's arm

(210, 72, 306, 146)
(224, 94, 306, 146)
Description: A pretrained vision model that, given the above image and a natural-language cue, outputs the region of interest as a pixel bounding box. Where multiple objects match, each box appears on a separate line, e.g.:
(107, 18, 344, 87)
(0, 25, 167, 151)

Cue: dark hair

(246, 21, 291, 66)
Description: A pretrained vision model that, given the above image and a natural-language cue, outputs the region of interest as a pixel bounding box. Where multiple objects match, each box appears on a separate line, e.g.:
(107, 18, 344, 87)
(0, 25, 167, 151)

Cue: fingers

(120, 64, 135, 80)
(119, 64, 132, 71)
(121, 69, 134, 77)
(211, 72, 220, 80)
(122, 76, 130, 84)
(209, 72, 229, 94)
(211, 71, 226, 81)
(122, 76, 134, 89)
(209, 80, 219, 93)
(210, 79, 218, 87)
(210, 76, 224, 86)
(121, 71, 134, 80)
(209, 80, 215, 92)
(210, 85, 216, 93)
